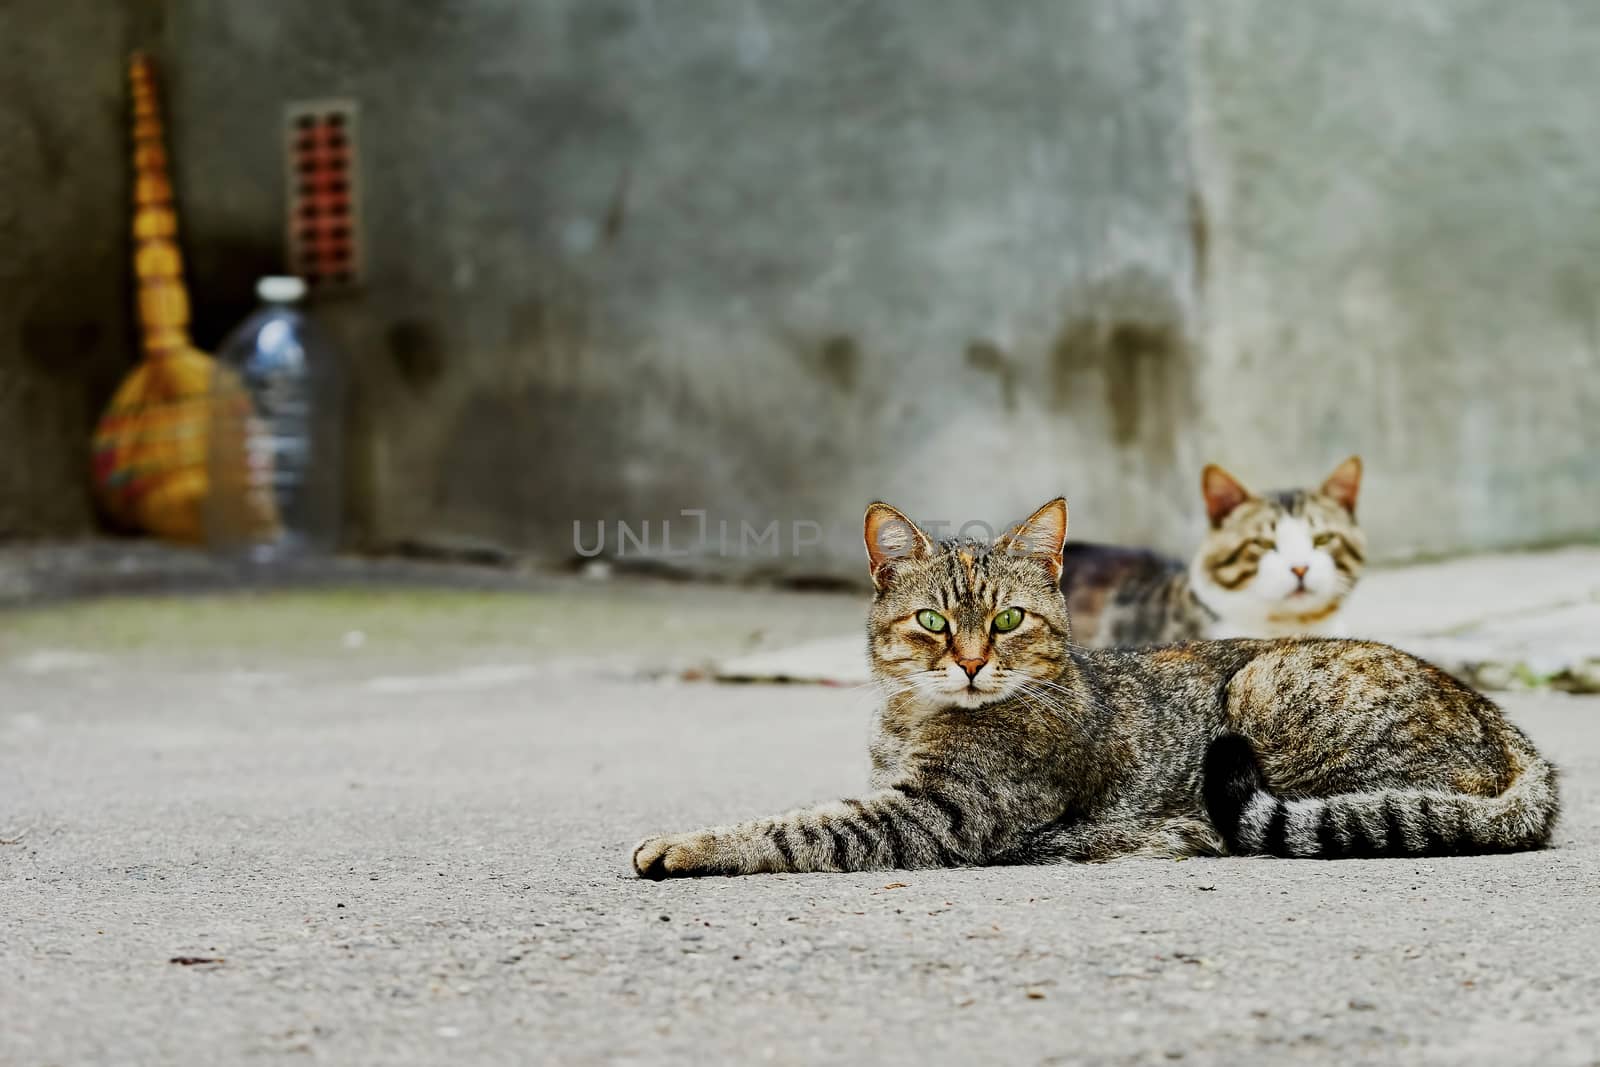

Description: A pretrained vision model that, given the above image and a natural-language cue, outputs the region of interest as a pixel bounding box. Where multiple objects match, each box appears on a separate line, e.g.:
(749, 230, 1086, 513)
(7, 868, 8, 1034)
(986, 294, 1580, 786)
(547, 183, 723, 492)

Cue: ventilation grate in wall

(285, 99, 362, 290)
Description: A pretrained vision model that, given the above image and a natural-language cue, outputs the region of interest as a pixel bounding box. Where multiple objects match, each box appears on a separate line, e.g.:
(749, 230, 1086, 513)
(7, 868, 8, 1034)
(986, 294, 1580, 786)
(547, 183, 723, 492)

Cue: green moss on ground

(0, 582, 862, 672)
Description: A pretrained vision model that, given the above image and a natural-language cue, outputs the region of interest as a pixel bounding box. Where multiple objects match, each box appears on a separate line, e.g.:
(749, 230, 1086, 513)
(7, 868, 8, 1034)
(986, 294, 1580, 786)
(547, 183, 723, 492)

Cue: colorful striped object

(91, 53, 278, 543)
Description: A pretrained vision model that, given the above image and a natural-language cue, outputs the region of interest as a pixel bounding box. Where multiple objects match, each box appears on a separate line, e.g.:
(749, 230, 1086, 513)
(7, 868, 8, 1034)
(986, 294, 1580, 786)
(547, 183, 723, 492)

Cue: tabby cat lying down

(632, 499, 1556, 878)
(1062, 458, 1365, 647)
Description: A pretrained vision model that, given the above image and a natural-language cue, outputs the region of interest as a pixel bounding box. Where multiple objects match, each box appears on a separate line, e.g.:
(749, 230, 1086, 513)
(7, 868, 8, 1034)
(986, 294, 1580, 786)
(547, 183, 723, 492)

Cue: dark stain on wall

(1107, 321, 1180, 445)
(817, 335, 860, 392)
(388, 318, 446, 390)
(776, 326, 862, 394)
(1050, 271, 1194, 462)
(1188, 187, 1209, 293)
(1052, 316, 1186, 446)
(1049, 321, 1093, 412)
(965, 339, 1016, 411)
(602, 168, 630, 244)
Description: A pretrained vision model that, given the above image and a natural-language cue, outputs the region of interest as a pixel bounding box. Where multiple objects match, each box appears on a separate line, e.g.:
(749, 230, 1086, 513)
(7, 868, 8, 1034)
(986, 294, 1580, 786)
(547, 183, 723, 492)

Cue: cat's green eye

(916, 609, 948, 633)
(1313, 532, 1337, 547)
(992, 607, 1024, 632)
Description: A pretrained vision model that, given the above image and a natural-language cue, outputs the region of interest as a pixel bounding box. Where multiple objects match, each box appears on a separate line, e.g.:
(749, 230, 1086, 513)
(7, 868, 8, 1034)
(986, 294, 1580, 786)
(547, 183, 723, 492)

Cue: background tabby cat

(1062, 457, 1365, 647)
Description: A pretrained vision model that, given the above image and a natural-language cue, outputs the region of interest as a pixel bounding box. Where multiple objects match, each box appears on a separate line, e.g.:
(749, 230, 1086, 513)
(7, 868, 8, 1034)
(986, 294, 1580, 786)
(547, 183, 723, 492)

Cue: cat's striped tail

(1202, 734, 1558, 858)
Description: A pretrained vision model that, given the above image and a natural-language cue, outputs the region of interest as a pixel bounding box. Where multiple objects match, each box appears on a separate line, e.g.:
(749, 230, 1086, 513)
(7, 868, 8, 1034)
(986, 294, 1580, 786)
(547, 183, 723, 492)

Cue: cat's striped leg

(993, 809, 1224, 863)
(631, 781, 992, 879)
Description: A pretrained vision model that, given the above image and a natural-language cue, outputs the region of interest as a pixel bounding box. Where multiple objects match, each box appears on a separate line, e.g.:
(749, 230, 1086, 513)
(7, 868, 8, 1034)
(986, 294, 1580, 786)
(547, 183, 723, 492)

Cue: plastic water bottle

(206, 276, 343, 560)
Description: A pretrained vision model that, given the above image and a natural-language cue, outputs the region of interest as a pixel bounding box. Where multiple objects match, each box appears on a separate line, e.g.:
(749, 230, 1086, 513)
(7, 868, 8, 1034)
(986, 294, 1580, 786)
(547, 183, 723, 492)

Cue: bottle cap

(257, 276, 308, 303)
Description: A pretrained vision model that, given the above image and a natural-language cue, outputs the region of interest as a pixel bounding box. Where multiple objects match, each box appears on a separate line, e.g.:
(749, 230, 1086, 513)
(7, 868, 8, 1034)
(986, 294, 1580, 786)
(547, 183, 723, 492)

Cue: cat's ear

(863, 502, 936, 589)
(996, 498, 1068, 581)
(1201, 464, 1253, 526)
(1320, 455, 1362, 515)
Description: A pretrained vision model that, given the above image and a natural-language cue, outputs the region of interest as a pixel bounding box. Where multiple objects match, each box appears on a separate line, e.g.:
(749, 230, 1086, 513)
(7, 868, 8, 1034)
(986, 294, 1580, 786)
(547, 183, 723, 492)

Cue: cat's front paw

(631, 830, 726, 879)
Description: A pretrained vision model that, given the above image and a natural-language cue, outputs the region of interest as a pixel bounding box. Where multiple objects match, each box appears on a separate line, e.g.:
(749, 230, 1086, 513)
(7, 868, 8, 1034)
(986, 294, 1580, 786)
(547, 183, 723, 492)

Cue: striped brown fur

(631, 499, 1556, 877)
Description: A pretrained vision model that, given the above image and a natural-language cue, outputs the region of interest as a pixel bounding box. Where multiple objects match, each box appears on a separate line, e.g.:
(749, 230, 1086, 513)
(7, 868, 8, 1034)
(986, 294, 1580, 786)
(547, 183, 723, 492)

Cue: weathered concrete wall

(161, 0, 1198, 574)
(6, 1, 1598, 572)
(1187, 1, 1600, 558)
(0, 0, 161, 537)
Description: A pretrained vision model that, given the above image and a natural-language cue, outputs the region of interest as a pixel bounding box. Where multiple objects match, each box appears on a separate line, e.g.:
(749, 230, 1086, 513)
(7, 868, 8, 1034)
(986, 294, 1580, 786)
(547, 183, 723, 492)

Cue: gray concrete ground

(3, 579, 1599, 1065)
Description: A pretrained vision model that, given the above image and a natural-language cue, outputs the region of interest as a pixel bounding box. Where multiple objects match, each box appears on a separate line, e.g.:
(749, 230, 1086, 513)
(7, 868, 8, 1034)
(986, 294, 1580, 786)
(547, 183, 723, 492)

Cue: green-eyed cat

(1062, 457, 1365, 647)
(632, 498, 1556, 877)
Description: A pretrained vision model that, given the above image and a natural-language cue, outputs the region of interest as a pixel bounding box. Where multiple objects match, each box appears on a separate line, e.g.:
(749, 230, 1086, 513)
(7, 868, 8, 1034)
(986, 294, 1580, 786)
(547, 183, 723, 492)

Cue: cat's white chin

(946, 688, 1002, 709)
(1202, 597, 1348, 639)
(934, 682, 1025, 710)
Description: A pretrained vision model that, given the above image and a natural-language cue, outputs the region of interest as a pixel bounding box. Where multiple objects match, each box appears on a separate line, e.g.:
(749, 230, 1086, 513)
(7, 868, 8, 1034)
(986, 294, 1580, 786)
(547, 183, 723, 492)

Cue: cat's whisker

(1012, 683, 1077, 721)
(1011, 683, 1063, 715)
(1009, 689, 1052, 721)
(1015, 677, 1120, 725)
(1015, 675, 1088, 705)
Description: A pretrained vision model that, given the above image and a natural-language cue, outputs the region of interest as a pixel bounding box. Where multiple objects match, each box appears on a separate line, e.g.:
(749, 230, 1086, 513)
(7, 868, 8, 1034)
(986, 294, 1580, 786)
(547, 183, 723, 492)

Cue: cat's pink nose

(956, 656, 988, 680)
(1290, 565, 1309, 580)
